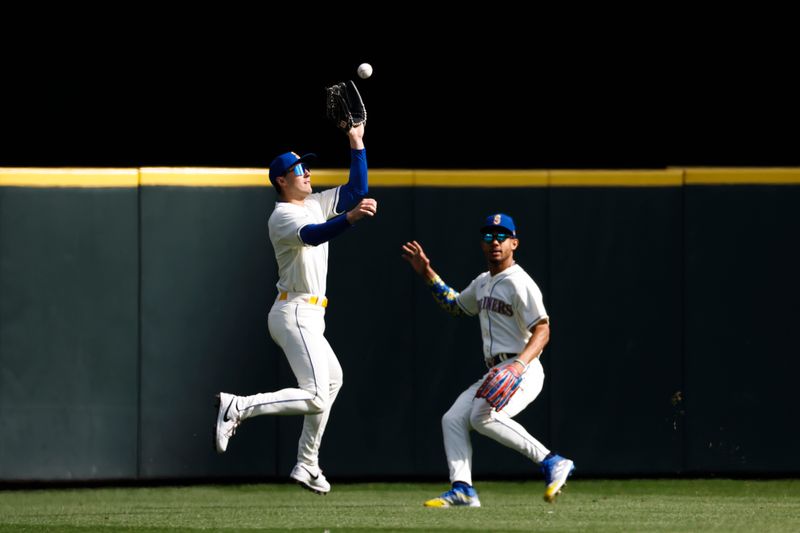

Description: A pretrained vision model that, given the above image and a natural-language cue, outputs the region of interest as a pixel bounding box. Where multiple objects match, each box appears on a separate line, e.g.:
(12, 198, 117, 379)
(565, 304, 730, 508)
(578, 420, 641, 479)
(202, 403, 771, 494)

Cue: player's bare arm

(515, 320, 550, 369)
(348, 123, 365, 149)
(401, 241, 464, 316)
(401, 240, 436, 280)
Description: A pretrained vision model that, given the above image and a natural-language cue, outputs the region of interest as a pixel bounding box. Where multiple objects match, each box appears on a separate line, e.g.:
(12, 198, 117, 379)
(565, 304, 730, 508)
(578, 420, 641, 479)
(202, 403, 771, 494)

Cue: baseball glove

(475, 362, 525, 411)
(325, 80, 367, 131)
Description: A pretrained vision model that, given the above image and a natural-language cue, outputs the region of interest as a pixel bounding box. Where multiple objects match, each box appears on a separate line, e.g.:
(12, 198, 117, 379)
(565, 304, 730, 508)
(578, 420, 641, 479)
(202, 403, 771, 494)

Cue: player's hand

(401, 240, 431, 276)
(346, 198, 377, 224)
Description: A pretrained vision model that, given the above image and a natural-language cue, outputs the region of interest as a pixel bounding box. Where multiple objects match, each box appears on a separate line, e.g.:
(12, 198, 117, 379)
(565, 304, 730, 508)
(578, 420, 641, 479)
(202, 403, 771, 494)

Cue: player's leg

(470, 358, 574, 502)
(271, 303, 340, 494)
(295, 334, 342, 468)
(469, 358, 549, 461)
(215, 304, 331, 455)
(424, 382, 482, 508)
(239, 304, 331, 417)
(442, 382, 481, 486)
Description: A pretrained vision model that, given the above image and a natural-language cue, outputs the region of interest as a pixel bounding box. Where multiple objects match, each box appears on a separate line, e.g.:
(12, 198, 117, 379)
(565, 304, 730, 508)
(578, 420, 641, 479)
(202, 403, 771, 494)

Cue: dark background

(2, 9, 798, 170)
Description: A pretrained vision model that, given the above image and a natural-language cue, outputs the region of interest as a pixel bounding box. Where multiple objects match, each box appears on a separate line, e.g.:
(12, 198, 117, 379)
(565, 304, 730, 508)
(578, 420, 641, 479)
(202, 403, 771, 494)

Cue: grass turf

(1, 479, 798, 532)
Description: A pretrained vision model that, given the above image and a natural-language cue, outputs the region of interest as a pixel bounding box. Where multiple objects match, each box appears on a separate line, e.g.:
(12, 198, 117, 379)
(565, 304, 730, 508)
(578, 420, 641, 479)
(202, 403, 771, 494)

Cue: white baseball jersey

(456, 264, 548, 360)
(268, 187, 342, 295)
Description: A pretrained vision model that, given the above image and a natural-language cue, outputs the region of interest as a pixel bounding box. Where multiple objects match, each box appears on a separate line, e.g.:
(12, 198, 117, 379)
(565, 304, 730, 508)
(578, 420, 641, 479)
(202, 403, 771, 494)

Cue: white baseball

(357, 63, 373, 79)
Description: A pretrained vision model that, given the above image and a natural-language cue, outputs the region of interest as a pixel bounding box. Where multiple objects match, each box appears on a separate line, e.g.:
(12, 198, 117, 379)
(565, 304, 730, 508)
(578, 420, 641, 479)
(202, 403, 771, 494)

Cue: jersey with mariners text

(456, 264, 549, 360)
(268, 187, 342, 296)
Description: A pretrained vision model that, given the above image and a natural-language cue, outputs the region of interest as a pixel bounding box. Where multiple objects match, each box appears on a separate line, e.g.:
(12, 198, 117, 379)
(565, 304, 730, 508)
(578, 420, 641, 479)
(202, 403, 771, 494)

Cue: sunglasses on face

(482, 233, 512, 243)
(288, 163, 307, 177)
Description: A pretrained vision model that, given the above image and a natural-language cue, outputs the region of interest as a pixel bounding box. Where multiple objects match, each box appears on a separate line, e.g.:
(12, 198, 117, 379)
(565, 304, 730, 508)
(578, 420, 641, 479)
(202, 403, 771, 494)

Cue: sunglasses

(288, 163, 308, 177)
(481, 233, 513, 243)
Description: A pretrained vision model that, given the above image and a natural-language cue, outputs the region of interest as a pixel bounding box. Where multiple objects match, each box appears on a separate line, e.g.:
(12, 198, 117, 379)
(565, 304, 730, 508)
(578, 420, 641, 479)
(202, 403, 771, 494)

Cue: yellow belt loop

(278, 292, 327, 307)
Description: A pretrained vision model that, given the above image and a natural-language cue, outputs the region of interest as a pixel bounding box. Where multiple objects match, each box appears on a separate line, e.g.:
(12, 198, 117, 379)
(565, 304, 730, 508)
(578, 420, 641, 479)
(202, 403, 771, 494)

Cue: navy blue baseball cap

(269, 152, 316, 183)
(480, 213, 517, 236)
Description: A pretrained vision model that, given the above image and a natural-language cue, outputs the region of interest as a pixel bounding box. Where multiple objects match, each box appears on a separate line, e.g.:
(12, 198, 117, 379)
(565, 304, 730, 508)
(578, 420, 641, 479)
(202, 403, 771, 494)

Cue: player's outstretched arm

(401, 240, 464, 316)
(336, 124, 368, 213)
(299, 198, 377, 246)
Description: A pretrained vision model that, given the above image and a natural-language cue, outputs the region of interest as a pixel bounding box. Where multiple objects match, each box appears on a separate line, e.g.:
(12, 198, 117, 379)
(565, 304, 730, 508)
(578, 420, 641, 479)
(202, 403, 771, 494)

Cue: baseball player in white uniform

(215, 123, 377, 495)
(401, 213, 574, 506)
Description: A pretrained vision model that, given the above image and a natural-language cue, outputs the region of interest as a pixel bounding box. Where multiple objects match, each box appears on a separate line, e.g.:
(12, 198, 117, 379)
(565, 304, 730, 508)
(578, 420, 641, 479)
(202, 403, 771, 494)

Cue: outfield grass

(1, 479, 798, 532)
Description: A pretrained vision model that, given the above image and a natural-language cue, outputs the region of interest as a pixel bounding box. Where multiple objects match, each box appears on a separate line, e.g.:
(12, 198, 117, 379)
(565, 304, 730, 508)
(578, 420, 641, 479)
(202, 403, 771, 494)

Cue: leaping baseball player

(215, 121, 377, 495)
(401, 213, 575, 506)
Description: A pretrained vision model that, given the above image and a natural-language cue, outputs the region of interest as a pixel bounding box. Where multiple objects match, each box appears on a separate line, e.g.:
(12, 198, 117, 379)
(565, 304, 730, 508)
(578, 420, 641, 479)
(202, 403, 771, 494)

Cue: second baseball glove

(326, 80, 366, 131)
(475, 363, 525, 411)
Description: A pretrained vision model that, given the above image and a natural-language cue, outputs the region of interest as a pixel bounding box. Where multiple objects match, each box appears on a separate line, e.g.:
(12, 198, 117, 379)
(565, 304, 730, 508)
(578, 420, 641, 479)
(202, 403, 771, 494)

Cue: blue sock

(453, 481, 472, 490)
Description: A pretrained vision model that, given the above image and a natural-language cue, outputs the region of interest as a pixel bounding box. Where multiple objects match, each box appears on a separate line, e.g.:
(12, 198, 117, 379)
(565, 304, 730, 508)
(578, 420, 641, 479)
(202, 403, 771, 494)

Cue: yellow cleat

(423, 485, 481, 508)
(541, 454, 575, 503)
(424, 497, 449, 508)
(543, 487, 564, 503)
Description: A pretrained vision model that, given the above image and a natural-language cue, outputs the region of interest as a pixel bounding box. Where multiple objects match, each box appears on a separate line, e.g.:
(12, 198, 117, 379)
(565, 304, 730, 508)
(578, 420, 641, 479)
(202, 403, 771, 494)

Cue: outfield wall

(1, 168, 799, 481)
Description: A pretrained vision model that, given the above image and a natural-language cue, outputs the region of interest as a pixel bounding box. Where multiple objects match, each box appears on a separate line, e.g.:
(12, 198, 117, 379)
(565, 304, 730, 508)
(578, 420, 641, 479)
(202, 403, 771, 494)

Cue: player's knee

(307, 393, 329, 414)
(442, 408, 466, 432)
(329, 375, 343, 395)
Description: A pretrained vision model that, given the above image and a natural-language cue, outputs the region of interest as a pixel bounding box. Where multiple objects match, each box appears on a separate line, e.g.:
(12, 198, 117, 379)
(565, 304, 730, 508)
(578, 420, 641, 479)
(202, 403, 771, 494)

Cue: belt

(278, 291, 328, 308)
(485, 353, 517, 368)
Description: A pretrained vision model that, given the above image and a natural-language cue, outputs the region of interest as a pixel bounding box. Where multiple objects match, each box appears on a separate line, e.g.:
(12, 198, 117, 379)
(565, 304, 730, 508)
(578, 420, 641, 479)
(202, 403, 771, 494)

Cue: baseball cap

(480, 213, 516, 236)
(269, 152, 316, 183)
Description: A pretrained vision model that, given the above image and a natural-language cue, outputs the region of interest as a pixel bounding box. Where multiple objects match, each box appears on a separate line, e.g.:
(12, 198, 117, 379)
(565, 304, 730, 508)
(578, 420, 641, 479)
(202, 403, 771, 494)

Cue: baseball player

(401, 213, 574, 506)
(215, 123, 377, 495)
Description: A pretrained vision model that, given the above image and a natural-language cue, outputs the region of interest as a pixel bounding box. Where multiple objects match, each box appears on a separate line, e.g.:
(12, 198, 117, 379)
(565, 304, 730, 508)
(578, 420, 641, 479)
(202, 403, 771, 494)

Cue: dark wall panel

(4, 181, 800, 482)
(685, 186, 800, 473)
(139, 187, 279, 479)
(548, 187, 684, 474)
(0, 188, 139, 480)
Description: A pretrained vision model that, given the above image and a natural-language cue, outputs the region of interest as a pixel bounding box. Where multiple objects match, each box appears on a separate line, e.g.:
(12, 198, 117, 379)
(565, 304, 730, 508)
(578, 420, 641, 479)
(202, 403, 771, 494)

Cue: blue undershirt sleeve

(299, 213, 351, 246)
(335, 148, 367, 213)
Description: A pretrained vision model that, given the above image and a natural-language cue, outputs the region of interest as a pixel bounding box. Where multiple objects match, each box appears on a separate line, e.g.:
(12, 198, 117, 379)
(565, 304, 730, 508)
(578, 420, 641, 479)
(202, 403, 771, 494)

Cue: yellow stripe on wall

(4, 167, 800, 188)
(551, 169, 684, 187)
(313, 170, 550, 187)
(0, 168, 139, 188)
(415, 170, 549, 187)
(139, 167, 268, 186)
(310, 169, 414, 187)
(683, 168, 800, 185)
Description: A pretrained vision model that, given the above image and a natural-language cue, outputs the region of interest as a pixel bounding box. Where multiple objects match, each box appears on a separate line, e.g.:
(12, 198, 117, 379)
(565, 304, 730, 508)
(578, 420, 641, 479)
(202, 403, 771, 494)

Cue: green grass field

(1, 479, 798, 532)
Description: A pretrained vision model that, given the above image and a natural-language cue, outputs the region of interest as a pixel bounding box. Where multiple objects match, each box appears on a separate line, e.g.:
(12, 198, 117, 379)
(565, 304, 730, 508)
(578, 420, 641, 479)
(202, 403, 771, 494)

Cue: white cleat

(290, 463, 331, 495)
(214, 392, 241, 453)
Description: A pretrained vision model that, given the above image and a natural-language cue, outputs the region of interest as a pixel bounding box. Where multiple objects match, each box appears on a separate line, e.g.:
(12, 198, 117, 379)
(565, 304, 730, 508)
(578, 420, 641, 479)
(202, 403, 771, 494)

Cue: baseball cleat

(424, 484, 481, 508)
(214, 392, 241, 454)
(541, 454, 575, 503)
(290, 463, 331, 495)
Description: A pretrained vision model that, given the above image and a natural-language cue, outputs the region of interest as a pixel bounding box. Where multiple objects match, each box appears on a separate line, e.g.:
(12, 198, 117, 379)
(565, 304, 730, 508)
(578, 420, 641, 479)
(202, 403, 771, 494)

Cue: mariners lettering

(479, 297, 513, 317)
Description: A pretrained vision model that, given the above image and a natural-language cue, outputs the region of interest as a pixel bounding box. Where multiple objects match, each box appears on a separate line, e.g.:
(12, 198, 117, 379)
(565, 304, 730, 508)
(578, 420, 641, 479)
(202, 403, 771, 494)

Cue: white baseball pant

(442, 357, 550, 486)
(235, 298, 342, 468)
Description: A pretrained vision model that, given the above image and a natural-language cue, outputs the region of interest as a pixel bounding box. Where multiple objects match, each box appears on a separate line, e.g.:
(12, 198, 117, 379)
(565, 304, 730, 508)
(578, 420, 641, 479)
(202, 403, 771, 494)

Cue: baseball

(357, 63, 373, 79)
